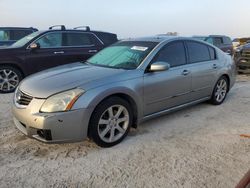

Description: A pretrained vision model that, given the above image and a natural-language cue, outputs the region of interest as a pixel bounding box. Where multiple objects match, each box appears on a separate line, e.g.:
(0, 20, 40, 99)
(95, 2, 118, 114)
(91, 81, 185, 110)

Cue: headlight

(40, 88, 84, 113)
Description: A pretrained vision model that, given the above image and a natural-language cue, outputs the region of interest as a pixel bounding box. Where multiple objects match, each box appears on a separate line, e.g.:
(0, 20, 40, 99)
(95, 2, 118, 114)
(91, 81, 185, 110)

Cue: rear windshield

(87, 41, 158, 70)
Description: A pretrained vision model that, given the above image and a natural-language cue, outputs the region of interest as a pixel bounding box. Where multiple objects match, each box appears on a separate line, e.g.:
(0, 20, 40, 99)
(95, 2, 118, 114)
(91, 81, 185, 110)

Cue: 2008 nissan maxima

(12, 36, 236, 147)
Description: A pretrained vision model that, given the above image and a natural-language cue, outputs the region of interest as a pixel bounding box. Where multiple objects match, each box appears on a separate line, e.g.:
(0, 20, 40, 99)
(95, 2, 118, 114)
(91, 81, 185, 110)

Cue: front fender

(73, 79, 144, 121)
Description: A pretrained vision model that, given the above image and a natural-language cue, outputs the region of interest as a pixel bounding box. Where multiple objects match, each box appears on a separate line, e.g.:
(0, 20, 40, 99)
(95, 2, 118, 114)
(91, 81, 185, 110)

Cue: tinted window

(208, 47, 216, 60)
(97, 33, 117, 45)
(11, 30, 33, 40)
(153, 41, 186, 67)
(36, 32, 62, 48)
(66, 33, 94, 46)
(187, 41, 210, 63)
(223, 37, 232, 45)
(205, 37, 213, 44)
(213, 37, 223, 46)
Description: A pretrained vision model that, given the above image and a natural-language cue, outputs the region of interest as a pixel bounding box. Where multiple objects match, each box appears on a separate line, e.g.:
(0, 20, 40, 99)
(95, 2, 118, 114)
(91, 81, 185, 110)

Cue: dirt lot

(0, 75, 250, 188)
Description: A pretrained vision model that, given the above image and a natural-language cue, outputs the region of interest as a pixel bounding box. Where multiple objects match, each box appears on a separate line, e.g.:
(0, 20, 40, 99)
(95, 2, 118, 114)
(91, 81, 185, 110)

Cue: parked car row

(193, 35, 234, 55)
(0, 25, 118, 93)
(0, 25, 237, 147)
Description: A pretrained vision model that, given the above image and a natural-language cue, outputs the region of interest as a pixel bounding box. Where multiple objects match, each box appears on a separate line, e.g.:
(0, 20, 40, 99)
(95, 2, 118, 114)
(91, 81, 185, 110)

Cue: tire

(0, 66, 23, 93)
(88, 97, 133, 147)
(210, 76, 229, 105)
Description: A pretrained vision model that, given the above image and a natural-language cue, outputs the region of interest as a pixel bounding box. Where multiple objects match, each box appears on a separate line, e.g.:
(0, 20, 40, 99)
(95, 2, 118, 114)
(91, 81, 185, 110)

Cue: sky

(0, 0, 249, 39)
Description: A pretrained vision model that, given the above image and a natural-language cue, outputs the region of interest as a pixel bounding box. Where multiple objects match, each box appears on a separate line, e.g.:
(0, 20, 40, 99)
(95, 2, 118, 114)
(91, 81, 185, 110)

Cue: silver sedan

(12, 36, 236, 147)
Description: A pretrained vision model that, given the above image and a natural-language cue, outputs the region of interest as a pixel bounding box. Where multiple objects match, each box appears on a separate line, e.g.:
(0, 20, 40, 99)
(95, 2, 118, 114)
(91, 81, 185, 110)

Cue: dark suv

(0, 25, 118, 93)
(193, 35, 233, 55)
(0, 27, 38, 46)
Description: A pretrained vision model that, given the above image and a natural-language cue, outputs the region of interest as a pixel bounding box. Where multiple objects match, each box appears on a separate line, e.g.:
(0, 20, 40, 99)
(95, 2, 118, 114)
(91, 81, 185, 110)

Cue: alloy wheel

(214, 79, 227, 103)
(98, 105, 130, 143)
(0, 69, 19, 92)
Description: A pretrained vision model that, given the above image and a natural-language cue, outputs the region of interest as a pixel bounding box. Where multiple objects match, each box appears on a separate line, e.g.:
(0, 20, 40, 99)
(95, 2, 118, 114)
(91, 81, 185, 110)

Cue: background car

(193, 35, 233, 55)
(0, 25, 118, 93)
(234, 43, 250, 73)
(12, 36, 236, 147)
(0, 27, 38, 46)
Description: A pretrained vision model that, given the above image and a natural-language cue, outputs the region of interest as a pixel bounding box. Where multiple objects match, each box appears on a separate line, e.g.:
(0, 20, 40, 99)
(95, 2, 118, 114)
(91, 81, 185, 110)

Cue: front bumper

(12, 98, 92, 143)
(235, 56, 250, 73)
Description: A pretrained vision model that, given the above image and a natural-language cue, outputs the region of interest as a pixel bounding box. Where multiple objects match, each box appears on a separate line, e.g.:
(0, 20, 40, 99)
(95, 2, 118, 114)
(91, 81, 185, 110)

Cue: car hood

(19, 62, 128, 98)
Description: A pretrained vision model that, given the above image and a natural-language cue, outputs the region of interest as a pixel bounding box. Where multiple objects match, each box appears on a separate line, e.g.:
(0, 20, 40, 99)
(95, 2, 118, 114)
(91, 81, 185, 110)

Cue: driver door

(25, 31, 68, 73)
(143, 41, 192, 116)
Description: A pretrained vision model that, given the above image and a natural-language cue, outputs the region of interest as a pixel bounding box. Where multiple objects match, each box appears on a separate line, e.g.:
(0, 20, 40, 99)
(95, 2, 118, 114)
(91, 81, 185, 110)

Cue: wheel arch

(220, 74, 230, 92)
(0, 62, 25, 78)
(81, 86, 142, 133)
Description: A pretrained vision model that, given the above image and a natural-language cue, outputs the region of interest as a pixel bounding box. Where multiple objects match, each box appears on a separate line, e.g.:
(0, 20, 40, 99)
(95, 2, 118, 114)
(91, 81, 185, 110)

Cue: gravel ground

(0, 75, 250, 188)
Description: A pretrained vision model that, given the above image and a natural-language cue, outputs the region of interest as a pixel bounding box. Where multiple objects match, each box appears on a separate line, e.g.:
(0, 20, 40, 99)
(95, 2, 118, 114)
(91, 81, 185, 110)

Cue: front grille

(15, 89, 33, 106)
(241, 50, 250, 59)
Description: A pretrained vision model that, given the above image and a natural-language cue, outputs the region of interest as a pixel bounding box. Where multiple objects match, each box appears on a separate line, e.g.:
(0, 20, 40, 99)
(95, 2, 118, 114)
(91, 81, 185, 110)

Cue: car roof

(38, 29, 116, 35)
(193, 35, 229, 38)
(0, 27, 37, 30)
(122, 35, 194, 43)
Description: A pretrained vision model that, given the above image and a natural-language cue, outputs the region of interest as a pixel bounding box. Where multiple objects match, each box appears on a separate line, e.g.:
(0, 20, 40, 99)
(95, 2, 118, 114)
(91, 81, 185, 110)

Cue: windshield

(12, 31, 42, 47)
(87, 41, 158, 70)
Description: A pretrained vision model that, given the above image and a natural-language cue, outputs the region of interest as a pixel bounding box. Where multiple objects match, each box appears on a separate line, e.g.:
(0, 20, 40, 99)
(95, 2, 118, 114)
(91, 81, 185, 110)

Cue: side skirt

(142, 97, 210, 122)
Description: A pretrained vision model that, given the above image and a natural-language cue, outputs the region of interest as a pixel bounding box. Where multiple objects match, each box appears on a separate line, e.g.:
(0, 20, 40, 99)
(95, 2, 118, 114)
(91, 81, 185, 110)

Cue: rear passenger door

(185, 41, 218, 100)
(63, 32, 103, 63)
(143, 41, 192, 116)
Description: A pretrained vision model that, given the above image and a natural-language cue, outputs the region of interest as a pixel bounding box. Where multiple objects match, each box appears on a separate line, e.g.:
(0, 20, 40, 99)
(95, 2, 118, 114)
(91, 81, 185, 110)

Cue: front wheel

(210, 76, 229, 105)
(0, 66, 23, 93)
(88, 97, 133, 147)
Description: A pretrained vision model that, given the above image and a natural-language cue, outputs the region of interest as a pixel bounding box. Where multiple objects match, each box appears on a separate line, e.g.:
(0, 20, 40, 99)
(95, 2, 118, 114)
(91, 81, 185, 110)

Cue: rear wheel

(0, 66, 22, 93)
(89, 97, 133, 147)
(210, 76, 228, 105)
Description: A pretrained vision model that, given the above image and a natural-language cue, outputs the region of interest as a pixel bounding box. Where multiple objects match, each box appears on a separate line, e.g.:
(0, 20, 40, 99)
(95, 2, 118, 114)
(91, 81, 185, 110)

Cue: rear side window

(10, 30, 33, 40)
(223, 37, 232, 45)
(96, 33, 118, 45)
(153, 41, 186, 67)
(213, 37, 223, 46)
(187, 41, 210, 63)
(66, 32, 94, 46)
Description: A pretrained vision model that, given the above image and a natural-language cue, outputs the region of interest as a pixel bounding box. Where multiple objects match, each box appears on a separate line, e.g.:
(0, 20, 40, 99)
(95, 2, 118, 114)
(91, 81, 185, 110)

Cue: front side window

(187, 41, 211, 63)
(66, 32, 94, 46)
(36, 32, 62, 48)
(0, 30, 10, 41)
(87, 41, 158, 70)
(153, 41, 186, 67)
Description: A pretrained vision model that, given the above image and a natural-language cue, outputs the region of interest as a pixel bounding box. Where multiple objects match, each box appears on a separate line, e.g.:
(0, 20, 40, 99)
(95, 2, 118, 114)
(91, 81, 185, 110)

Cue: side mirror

(149, 62, 170, 72)
(29, 43, 40, 50)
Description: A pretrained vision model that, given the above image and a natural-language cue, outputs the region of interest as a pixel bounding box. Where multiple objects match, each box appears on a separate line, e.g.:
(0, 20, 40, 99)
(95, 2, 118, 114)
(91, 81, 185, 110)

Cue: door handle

(182, 70, 190, 76)
(88, 50, 98, 53)
(54, 51, 64, 54)
(213, 64, 218, 69)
